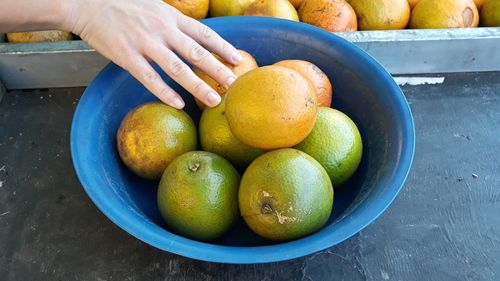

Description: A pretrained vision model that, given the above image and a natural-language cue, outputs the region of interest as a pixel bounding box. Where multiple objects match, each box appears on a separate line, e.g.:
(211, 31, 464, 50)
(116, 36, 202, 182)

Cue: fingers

(124, 55, 185, 109)
(170, 32, 237, 90)
(178, 17, 243, 65)
(146, 44, 222, 108)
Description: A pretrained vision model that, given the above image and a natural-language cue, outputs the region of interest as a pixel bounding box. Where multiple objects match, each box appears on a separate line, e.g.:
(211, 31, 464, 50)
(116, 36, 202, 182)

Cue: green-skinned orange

(295, 107, 363, 186)
(116, 102, 197, 180)
(157, 151, 240, 241)
(199, 98, 264, 170)
(239, 149, 333, 241)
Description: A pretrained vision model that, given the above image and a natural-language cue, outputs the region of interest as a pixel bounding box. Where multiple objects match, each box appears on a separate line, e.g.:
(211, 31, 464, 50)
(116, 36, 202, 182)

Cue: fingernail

(224, 76, 236, 89)
(232, 51, 243, 64)
(172, 97, 185, 109)
(207, 92, 221, 107)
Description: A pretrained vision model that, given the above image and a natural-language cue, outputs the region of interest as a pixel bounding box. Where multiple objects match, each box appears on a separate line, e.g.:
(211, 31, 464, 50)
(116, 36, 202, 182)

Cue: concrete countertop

(0, 72, 499, 281)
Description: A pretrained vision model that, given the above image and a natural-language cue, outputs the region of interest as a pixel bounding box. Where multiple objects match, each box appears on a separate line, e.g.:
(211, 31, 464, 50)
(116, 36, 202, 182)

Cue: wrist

(55, 0, 80, 32)
(0, 0, 77, 32)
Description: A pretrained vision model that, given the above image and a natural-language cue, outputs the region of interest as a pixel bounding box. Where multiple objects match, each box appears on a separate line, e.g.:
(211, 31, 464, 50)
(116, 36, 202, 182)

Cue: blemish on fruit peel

(394, 77, 445, 86)
(276, 211, 298, 224)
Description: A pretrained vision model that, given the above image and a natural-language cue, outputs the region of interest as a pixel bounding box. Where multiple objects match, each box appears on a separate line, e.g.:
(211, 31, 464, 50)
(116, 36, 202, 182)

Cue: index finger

(178, 17, 243, 65)
(124, 55, 185, 109)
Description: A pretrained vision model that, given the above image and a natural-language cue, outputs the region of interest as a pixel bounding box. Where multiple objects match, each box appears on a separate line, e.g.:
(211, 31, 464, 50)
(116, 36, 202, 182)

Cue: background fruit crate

(1, 27, 500, 90)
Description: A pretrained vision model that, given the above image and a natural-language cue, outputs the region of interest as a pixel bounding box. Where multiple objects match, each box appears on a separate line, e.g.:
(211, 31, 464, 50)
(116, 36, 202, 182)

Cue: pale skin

(0, 0, 243, 109)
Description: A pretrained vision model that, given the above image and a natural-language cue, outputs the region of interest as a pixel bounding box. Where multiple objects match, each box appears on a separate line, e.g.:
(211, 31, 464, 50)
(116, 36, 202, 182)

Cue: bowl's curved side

(70, 16, 415, 264)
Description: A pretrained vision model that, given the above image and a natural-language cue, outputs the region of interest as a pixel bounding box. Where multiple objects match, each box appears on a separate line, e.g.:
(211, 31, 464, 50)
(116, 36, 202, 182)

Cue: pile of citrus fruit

(167, 0, 500, 30)
(116, 50, 363, 241)
(6, 0, 500, 43)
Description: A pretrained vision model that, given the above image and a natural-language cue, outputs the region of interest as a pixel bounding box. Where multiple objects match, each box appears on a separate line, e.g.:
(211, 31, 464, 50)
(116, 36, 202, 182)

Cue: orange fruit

(298, 0, 358, 32)
(408, 0, 421, 8)
(410, 0, 479, 29)
(225, 66, 317, 150)
(474, 0, 486, 10)
(295, 107, 363, 186)
(193, 50, 258, 110)
(7, 30, 72, 43)
(157, 151, 240, 241)
(199, 98, 264, 169)
(116, 102, 197, 180)
(289, 0, 305, 8)
(244, 0, 300, 21)
(480, 0, 500, 26)
(274, 60, 332, 107)
(239, 148, 333, 241)
(209, 0, 256, 16)
(163, 0, 209, 19)
(350, 0, 410, 30)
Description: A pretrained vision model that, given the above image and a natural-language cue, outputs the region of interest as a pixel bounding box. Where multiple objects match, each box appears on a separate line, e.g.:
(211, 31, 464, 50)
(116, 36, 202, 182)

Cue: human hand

(65, 0, 243, 109)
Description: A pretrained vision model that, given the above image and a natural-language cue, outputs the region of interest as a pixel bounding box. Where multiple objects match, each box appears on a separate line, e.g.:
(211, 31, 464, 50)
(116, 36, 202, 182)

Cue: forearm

(0, 0, 72, 32)
(0, 0, 239, 109)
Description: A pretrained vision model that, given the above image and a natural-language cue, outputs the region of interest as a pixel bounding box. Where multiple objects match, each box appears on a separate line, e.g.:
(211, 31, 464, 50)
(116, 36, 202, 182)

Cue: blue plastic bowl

(71, 17, 415, 264)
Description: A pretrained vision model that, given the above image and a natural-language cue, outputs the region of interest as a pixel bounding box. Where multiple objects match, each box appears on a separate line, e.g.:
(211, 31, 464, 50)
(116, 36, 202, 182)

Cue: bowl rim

(70, 16, 415, 264)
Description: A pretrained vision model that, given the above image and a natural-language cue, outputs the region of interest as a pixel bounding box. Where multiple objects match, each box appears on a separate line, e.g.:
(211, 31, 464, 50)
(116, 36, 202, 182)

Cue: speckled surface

(0, 72, 499, 280)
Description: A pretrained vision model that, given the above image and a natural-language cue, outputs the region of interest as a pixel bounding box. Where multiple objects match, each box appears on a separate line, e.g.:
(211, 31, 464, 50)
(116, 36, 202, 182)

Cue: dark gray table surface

(0, 72, 499, 281)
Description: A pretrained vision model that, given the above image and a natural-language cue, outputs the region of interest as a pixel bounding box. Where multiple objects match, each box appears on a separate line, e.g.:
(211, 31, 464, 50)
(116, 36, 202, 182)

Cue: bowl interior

(71, 17, 414, 263)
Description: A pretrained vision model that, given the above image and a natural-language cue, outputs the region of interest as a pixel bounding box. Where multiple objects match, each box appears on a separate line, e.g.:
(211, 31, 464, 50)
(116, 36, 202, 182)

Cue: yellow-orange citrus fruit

(298, 0, 358, 32)
(480, 0, 500, 26)
(163, 0, 209, 19)
(350, 0, 411, 30)
(193, 50, 258, 110)
(274, 59, 333, 107)
(225, 66, 317, 150)
(410, 0, 479, 29)
(116, 102, 197, 180)
(7, 30, 72, 43)
(244, 0, 300, 21)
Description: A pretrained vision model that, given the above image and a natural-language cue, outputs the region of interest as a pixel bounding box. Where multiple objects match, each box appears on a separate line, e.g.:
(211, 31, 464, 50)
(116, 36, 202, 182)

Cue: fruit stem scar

(261, 202, 274, 214)
(462, 8, 473, 27)
(188, 163, 201, 172)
